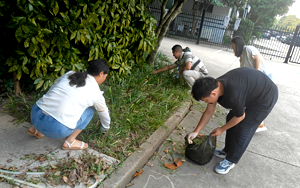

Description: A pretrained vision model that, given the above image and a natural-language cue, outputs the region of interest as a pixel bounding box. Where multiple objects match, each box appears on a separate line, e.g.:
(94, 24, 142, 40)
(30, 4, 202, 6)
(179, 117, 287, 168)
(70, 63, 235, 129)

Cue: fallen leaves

(146, 162, 153, 167)
(164, 158, 183, 170)
(133, 169, 144, 178)
(126, 183, 134, 187)
(0, 165, 6, 169)
(62, 176, 68, 183)
(39, 151, 116, 186)
(164, 149, 169, 154)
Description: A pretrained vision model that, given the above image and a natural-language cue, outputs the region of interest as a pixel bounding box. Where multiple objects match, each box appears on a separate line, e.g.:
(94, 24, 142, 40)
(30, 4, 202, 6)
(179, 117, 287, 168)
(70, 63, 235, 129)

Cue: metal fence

(148, 5, 300, 64)
(148, 4, 231, 48)
(251, 26, 300, 63)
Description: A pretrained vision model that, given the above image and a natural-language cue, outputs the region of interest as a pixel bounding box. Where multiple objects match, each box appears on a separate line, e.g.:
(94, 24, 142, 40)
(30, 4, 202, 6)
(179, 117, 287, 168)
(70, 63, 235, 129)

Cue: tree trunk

(13, 71, 21, 96)
(191, 1, 202, 36)
(147, 0, 188, 65)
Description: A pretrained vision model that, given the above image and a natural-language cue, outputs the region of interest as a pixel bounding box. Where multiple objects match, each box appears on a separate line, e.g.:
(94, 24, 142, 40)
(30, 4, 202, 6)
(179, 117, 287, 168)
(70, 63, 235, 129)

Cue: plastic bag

(185, 134, 216, 165)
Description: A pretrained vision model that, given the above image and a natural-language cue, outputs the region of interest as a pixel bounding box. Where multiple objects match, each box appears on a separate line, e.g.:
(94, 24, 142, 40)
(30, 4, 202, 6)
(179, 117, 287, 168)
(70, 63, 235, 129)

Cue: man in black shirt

(187, 67, 278, 174)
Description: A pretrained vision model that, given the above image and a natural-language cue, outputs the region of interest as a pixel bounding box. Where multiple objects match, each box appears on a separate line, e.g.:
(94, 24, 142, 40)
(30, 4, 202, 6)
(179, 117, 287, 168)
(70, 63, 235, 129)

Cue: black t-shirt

(217, 67, 278, 117)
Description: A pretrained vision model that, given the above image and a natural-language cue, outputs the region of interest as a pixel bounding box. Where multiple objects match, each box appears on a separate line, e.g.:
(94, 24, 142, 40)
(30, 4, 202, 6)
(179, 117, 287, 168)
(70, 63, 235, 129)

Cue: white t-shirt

(36, 71, 108, 129)
(240, 46, 271, 76)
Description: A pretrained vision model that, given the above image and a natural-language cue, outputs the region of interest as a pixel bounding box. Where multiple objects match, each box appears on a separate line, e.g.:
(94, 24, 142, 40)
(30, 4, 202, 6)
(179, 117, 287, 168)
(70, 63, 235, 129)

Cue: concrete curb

(102, 101, 191, 188)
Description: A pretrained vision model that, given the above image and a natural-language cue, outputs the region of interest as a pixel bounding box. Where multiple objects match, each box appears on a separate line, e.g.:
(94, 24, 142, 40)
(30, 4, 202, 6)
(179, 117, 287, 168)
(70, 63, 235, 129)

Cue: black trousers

(223, 92, 278, 164)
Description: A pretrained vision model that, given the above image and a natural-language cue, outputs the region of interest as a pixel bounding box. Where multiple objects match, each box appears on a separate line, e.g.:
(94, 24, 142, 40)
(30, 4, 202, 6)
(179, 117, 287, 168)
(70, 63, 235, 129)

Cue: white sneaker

(256, 125, 267, 133)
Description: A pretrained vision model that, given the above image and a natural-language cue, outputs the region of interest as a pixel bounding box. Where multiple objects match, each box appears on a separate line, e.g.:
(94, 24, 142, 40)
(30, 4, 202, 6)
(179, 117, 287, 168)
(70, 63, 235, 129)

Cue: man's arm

(211, 113, 245, 136)
(193, 103, 216, 133)
(153, 64, 177, 74)
(179, 61, 191, 76)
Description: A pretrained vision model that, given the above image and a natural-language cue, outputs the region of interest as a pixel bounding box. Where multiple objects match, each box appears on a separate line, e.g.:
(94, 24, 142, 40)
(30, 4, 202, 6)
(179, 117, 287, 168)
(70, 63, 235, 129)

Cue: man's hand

(211, 127, 224, 136)
(152, 70, 159, 74)
(187, 132, 198, 144)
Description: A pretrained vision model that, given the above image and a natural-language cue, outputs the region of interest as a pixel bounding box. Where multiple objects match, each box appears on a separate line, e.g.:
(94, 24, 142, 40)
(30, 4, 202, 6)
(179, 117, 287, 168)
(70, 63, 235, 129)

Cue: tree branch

(160, 0, 168, 22)
(156, 0, 181, 38)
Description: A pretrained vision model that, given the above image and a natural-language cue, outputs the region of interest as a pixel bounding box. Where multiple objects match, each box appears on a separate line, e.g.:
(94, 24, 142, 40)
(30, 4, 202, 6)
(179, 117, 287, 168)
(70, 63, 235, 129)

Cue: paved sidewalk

(1, 37, 300, 188)
(0, 113, 118, 188)
(126, 37, 300, 188)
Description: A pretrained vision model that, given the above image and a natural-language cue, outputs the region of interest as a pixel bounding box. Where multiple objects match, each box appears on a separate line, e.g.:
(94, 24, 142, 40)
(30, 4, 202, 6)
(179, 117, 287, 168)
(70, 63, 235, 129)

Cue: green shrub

(2, 0, 157, 91)
(222, 35, 231, 46)
(233, 18, 254, 44)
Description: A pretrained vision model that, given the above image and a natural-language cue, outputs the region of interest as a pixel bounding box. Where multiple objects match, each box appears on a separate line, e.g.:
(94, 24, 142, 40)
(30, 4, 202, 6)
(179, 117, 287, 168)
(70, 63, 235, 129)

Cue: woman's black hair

(191, 77, 218, 101)
(231, 36, 245, 57)
(68, 59, 109, 87)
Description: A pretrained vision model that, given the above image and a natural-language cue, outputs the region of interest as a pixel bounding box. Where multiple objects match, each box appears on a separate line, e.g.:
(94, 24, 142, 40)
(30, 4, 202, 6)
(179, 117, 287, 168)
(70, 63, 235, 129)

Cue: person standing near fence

(231, 36, 273, 133)
(152, 45, 208, 88)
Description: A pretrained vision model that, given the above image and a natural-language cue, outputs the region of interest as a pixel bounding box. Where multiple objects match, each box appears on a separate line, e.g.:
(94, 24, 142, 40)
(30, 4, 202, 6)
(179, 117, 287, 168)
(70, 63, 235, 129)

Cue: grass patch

(79, 52, 191, 161)
(3, 52, 191, 162)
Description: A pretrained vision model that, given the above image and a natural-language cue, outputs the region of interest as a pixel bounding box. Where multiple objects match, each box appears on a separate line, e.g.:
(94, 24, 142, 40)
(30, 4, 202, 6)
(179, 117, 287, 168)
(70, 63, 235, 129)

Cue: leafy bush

(233, 18, 254, 44)
(222, 35, 231, 46)
(2, 0, 157, 91)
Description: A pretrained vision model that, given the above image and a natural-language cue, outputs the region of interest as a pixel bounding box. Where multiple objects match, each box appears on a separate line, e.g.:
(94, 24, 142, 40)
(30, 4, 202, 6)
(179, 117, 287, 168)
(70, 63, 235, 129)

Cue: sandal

(27, 129, 44, 139)
(62, 140, 88, 150)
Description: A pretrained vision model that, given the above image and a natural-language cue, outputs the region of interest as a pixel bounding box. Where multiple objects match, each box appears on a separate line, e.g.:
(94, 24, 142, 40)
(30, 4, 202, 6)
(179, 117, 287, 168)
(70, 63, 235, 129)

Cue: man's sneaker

(256, 122, 267, 133)
(215, 159, 235, 174)
(214, 149, 227, 159)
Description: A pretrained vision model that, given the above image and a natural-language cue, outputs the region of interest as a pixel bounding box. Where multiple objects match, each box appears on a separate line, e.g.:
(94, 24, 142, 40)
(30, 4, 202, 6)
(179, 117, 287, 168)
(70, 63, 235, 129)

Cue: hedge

(1, 0, 157, 91)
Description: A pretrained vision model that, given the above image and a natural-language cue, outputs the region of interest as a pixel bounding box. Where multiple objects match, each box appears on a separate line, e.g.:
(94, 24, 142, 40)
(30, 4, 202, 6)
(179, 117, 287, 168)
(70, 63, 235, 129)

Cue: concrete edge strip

(102, 101, 191, 188)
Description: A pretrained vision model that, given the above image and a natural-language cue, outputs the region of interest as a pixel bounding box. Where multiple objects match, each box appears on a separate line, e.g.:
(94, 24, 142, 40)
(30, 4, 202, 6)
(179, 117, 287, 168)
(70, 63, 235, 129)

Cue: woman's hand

(211, 127, 224, 136)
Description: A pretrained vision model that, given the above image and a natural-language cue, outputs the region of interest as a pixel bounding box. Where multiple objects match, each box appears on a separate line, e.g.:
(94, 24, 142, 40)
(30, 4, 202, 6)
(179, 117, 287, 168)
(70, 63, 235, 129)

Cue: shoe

(27, 129, 44, 139)
(256, 122, 267, 133)
(215, 159, 235, 174)
(214, 149, 227, 159)
(62, 140, 88, 150)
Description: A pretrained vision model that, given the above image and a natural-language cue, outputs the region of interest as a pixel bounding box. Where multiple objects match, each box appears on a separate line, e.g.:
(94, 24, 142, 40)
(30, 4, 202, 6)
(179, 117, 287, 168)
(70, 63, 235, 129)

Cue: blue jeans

(31, 103, 95, 139)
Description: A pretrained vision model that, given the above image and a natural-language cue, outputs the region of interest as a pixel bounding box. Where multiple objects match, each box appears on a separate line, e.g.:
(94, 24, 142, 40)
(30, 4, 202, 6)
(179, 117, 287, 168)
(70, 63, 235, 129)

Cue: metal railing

(148, 5, 231, 49)
(148, 5, 300, 64)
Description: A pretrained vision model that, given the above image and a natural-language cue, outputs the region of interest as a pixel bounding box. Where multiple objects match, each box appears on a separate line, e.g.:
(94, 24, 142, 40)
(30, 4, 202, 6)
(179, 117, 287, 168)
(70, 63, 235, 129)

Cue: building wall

(182, 0, 193, 10)
(212, 6, 231, 17)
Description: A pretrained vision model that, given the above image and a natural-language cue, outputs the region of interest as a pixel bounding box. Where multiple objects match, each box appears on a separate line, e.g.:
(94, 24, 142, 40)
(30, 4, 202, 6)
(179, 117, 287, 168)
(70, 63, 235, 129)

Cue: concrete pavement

(1, 37, 300, 188)
(125, 37, 300, 188)
(0, 113, 118, 187)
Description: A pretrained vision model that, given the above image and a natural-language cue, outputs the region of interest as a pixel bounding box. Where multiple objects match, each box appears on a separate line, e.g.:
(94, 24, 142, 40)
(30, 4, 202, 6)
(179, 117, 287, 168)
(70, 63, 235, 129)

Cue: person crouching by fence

(152, 44, 208, 88)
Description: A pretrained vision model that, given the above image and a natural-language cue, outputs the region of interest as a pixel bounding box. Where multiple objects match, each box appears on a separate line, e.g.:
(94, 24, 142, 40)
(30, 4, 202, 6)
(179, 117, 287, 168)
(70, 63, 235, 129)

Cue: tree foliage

(234, 18, 255, 44)
(246, 0, 295, 28)
(1, 0, 157, 93)
(275, 15, 300, 30)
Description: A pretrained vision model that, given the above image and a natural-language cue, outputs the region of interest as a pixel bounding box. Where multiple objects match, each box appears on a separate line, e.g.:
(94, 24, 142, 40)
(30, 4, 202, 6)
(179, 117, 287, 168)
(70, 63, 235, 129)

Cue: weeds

(80, 52, 191, 161)
(3, 92, 43, 124)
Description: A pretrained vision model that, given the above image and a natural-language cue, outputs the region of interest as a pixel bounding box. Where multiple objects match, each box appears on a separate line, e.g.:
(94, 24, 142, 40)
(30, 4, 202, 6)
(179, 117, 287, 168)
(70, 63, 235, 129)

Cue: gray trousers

(183, 70, 206, 88)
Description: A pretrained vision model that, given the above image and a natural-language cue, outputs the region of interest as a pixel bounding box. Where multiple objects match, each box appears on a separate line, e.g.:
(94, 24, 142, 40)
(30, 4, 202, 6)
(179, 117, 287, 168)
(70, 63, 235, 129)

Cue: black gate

(148, 5, 300, 64)
(148, 4, 230, 48)
(251, 25, 300, 64)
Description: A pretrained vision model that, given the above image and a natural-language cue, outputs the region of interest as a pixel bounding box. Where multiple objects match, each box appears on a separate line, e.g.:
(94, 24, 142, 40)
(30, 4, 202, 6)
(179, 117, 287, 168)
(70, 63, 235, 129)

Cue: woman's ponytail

(68, 72, 88, 87)
(68, 59, 109, 88)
